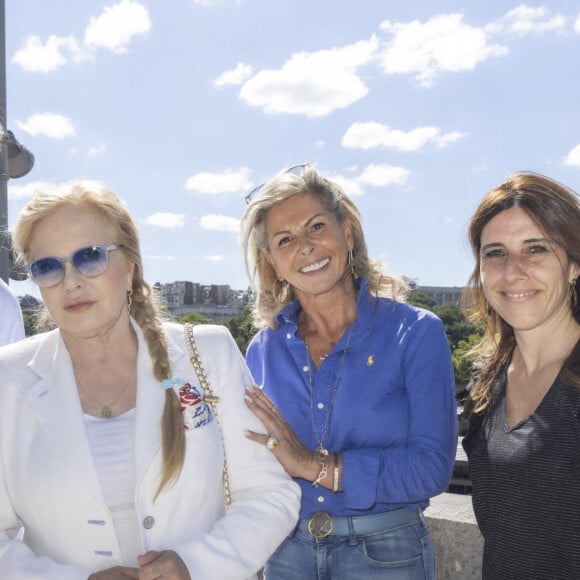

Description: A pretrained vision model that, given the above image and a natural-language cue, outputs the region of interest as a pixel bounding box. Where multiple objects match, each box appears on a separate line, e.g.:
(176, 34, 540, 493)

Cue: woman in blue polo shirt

(240, 165, 457, 580)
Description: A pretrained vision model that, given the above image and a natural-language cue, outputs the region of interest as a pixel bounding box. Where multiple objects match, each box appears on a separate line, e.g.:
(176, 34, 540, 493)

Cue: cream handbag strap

(184, 323, 232, 508)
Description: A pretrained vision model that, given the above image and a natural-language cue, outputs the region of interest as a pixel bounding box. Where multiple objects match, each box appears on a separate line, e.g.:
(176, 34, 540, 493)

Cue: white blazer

(0, 321, 300, 579)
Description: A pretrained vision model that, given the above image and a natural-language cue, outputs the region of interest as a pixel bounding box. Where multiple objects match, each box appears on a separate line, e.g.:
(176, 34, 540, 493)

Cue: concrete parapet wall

(424, 493, 483, 580)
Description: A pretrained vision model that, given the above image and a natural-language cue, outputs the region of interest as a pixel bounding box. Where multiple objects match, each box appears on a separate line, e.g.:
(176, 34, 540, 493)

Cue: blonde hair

(240, 166, 407, 328)
(13, 180, 184, 498)
(462, 172, 580, 414)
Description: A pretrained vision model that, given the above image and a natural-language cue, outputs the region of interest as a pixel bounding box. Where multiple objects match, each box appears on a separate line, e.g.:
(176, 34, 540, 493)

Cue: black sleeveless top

(463, 368, 580, 580)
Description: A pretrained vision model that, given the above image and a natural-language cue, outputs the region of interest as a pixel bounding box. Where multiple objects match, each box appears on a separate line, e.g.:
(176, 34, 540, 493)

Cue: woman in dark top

(462, 172, 580, 579)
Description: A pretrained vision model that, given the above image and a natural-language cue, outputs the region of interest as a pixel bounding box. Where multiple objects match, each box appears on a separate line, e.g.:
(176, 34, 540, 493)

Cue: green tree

(22, 311, 38, 337)
(179, 312, 213, 326)
(224, 307, 257, 354)
(433, 302, 480, 351)
(452, 333, 482, 391)
(406, 290, 437, 310)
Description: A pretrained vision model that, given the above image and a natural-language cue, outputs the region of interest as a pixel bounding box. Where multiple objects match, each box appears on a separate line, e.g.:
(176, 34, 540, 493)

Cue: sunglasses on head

(244, 163, 311, 205)
(28, 244, 120, 288)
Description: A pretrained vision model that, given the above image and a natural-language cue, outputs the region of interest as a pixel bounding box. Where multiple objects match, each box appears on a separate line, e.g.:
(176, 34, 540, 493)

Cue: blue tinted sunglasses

(245, 163, 311, 204)
(28, 244, 120, 288)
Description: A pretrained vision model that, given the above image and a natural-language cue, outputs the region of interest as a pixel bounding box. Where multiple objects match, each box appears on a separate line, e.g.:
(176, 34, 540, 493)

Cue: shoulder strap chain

(184, 323, 232, 508)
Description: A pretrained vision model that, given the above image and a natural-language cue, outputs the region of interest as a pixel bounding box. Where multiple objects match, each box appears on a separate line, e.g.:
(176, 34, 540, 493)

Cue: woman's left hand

(137, 550, 191, 580)
(245, 385, 315, 479)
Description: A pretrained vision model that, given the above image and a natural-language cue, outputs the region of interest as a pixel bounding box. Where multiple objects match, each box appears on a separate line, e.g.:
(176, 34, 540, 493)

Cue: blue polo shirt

(246, 278, 457, 519)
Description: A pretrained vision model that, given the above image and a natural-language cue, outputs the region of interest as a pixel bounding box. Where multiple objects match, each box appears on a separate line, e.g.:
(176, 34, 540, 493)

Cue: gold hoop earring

(127, 289, 133, 314)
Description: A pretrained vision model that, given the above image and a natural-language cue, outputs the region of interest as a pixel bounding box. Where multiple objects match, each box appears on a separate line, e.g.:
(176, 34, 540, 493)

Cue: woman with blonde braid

(0, 181, 300, 579)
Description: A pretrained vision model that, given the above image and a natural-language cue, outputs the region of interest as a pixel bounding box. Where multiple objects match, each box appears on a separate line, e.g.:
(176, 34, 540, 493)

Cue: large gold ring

(266, 436, 279, 450)
(307, 512, 333, 539)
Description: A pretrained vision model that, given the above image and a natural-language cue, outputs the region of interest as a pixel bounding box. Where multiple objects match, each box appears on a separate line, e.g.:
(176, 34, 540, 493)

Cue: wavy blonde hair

(462, 172, 580, 414)
(240, 166, 408, 328)
(13, 181, 184, 498)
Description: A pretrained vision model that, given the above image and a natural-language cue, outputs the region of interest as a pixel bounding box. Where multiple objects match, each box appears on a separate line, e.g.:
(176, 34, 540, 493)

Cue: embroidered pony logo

(179, 383, 213, 430)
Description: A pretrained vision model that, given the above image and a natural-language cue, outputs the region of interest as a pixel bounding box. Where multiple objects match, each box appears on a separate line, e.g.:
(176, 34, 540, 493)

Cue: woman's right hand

(244, 385, 318, 480)
(88, 567, 139, 579)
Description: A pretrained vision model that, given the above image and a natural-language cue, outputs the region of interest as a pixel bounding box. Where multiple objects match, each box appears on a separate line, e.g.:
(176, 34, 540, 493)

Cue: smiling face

(264, 192, 353, 303)
(480, 206, 579, 336)
(28, 203, 135, 341)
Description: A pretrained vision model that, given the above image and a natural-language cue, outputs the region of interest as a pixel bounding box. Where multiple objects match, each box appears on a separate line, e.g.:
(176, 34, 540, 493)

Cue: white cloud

(342, 121, 465, 152)
(576, 14, 580, 34)
(563, 144, 580, 167)
(214, 63, 253, 87)
(87, 144, 107, 157)
(380, 14, 507, 87)
(84, 0, 151, 54)
(11, 35, 86, 73)
(240, 36, 379, 117)
(358, 163, 410, 187)
(145, 212, 186, 228)
(16, 113, 75, 139)
(7, 181, 57, 200)
(487, 5, 566, 36)
(185, 167, 252, 195)
(437, 131, 466, 147)
(205, 255, 225, 262)
(200, 214, 240, 232)
(328, 175, 363, 196)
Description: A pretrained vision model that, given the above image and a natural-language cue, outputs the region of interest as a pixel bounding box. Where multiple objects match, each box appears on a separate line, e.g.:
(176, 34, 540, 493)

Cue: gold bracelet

(312, 449, 329, 487)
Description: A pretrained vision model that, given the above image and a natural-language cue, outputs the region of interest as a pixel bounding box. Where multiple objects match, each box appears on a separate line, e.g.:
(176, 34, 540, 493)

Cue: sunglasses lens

(245, 184, 264, 204)
(245, 163, 310, 205)
(286, 163, 309, 175)
(29, 257, 65, 288)
(73, 246, 109, 277)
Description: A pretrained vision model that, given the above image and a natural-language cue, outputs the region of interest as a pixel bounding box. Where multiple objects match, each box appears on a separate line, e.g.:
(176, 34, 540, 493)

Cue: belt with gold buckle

(307, 512, 333, 539)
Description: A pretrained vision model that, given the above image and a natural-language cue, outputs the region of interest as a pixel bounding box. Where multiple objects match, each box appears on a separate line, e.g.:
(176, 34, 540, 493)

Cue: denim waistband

(296, 508, 422, 538)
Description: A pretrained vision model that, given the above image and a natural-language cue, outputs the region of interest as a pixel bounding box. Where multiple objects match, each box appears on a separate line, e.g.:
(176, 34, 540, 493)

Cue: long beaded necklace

(305, 324, 354, 457)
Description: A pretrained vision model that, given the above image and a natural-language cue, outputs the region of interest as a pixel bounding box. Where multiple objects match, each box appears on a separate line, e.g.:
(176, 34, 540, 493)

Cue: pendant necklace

(304, 317, 349, 362)
(306, 324, 354, 456)
(77, 356, 137, 419)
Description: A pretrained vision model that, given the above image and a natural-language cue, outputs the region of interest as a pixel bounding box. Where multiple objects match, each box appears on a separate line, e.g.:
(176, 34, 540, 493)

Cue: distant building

(155, 281, 251, 323)
(156, 280, 465, 322)
(417, 285, 464, 306)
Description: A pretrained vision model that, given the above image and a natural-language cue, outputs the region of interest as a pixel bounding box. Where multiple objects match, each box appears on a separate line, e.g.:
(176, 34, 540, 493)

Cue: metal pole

(0, 0, 9, 284)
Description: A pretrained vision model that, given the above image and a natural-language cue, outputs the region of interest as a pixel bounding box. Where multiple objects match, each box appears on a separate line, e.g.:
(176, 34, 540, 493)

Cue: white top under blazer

(0, 321, 300, 579)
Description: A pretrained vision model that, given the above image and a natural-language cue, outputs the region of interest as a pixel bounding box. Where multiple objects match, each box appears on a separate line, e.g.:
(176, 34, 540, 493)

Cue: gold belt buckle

(307, 512, 333, 539)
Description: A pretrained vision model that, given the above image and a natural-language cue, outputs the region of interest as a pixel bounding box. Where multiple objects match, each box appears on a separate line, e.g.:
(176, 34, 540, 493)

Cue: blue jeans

(264, 511, 435, 580)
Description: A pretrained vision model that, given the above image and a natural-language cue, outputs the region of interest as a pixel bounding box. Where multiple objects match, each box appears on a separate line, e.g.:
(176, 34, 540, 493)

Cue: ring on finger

(266, 435, 279, 450)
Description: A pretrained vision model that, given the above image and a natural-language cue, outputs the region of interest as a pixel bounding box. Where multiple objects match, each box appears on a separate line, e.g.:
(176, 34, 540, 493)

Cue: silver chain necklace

(305, 324, 354, 456)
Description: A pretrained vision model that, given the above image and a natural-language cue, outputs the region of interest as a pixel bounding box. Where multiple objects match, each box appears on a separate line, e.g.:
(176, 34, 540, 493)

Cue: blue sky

(5, 0, 580, 298)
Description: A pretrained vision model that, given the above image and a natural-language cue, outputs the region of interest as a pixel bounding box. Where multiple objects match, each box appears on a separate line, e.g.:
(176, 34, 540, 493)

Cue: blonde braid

(131, 281, 186, 499)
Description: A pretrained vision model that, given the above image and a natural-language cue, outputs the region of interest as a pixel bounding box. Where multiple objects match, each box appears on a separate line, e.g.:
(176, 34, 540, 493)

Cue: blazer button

(143, 516, 155, 529)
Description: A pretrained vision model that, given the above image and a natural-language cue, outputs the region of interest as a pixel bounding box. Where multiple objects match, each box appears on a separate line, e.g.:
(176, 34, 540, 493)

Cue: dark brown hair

(462, 172, 580, 413)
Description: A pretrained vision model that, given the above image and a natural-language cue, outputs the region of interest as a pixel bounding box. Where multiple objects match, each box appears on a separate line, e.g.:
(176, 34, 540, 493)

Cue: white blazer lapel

(26, 331, 105, 503)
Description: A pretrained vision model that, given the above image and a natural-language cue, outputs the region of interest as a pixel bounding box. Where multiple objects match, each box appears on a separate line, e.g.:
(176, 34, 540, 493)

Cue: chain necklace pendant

(101, 406, 112, 419)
